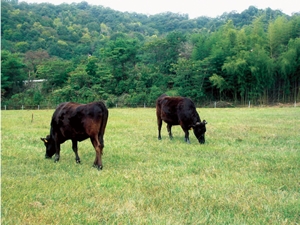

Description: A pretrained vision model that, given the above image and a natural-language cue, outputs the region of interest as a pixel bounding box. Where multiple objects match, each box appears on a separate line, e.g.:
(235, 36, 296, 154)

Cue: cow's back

(50, 101, 108, 142)
(156, 95, 200, 126)
(177, 98, 200, 125)
(51, 102, 73, 130)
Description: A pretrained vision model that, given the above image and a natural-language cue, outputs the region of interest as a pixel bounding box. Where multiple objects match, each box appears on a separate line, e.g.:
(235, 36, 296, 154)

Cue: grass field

(1, 107, 300, 224)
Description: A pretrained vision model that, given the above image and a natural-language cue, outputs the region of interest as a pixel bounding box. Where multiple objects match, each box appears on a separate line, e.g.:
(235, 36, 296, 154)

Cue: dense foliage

(1, 0, 300, 107)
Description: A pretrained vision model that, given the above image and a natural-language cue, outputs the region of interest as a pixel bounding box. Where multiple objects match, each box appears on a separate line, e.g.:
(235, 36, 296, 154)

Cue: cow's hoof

(54, 156, 60, 162)
(76, 159, 81, 164)
(93, 164, 103, 170)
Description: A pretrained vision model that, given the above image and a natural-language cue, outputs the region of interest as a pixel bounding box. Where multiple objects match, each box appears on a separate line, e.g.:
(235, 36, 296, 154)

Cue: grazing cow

(41, 101, 108, 170)
(156, 94, 207, 144)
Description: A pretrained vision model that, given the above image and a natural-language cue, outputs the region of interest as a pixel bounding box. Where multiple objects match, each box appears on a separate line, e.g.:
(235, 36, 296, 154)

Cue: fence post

(4, 105, 6, 110)
(144, 103, 146, 108)
(248, 101, 251, 108)
(22, 105, 24, 110)
(214, 102, 216, 108)
(295, 101, 297, 107)
(38, 105, 40, 110)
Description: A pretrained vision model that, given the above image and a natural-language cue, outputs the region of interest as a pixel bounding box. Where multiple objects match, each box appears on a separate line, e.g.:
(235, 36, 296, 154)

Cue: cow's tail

(98, 102, 109, 148)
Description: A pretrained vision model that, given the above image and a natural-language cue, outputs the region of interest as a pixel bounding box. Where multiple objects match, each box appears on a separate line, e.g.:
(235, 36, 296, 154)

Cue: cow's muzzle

(45, 154, 52, 159)
(198, 137, 205, 144)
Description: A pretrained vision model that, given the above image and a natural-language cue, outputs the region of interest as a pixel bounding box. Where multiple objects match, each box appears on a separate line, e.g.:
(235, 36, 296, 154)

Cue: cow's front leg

(167, 124, 173, 139)
(184, 129, 190, 144)
(54, 143, 61, 162)
(72, 140, 81, 163)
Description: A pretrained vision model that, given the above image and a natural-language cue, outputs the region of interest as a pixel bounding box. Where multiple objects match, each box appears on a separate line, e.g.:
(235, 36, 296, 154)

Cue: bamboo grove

(1, 1, 300, 107)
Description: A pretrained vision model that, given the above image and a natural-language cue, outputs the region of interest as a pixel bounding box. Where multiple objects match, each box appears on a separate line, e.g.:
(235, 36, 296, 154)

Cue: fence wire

(1, 101, 298, 110)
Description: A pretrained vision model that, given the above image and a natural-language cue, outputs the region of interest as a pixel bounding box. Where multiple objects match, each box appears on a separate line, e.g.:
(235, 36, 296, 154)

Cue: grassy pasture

(1, 107, 300, 224)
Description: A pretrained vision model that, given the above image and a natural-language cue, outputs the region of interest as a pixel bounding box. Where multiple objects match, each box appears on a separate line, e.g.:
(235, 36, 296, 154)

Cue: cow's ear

(192, 122, 200, 128)
(203, 120, 207, 124)
(41, 137, 48, 143)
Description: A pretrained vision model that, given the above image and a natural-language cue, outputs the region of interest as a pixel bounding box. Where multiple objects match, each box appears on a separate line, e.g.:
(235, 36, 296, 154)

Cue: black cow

(156, 94, 207, 144)
(41, 101, 108, 170)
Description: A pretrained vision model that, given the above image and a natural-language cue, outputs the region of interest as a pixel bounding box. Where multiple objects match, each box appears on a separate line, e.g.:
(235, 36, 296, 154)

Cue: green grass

(1, 107, 300, 224)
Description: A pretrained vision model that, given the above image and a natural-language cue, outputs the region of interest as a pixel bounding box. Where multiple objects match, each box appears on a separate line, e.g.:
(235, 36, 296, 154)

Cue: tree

(1, 50, 26, 98)
(143, 31, 186, 76)
(209, 74, 227, 100)
(172, 58, 206, 101)
(278, 38, 300, 102)
(85, 56, 98, 77)
(222, 52, 250, 103)
(101, 36, 139, 94)
(36, 58, 73, 93)
(267, 16, 291, 59)
(24, 50, 50, 79)
(15, 41, 29, 53)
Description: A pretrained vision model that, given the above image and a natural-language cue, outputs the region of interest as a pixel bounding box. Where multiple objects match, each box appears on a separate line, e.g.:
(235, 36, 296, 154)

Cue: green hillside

(1, 0, 300, 107)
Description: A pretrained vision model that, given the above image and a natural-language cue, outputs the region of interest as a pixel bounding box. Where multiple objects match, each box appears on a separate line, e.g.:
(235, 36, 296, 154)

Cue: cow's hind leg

(72, 140, 81, 163)
(157, 117, 162, 140)
(91, 136, 103, 170)
(167, 124, 173, 140)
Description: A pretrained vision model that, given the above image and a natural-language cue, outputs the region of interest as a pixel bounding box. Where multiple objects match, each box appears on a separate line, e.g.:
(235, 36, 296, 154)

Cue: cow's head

(40, 135, 56, 158)
(192, 120, 207, 144)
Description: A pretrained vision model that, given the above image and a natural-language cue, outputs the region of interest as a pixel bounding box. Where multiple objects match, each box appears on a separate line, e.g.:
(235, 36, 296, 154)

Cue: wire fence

(1, 101, 298, 110)
(1, 103, 155, 110)
(1, 104, 56, 110)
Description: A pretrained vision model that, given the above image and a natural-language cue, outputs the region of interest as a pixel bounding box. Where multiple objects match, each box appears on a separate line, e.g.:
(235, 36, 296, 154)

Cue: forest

(1, 0, 300, 108)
